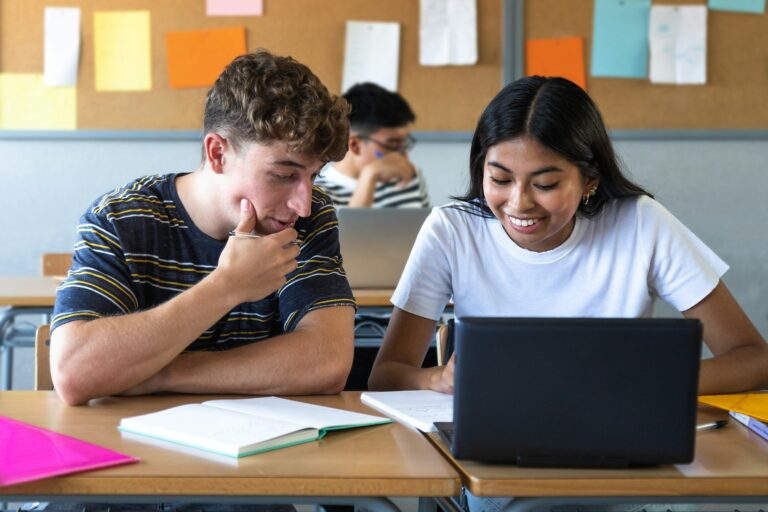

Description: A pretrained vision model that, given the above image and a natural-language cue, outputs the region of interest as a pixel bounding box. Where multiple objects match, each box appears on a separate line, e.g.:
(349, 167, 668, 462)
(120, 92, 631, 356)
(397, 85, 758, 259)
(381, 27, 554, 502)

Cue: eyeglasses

(361, 134, 416, 155)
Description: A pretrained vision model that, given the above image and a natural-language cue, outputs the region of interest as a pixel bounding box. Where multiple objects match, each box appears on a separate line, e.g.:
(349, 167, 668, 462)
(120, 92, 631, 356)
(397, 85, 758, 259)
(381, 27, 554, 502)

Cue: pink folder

(0, 415, 139, 487)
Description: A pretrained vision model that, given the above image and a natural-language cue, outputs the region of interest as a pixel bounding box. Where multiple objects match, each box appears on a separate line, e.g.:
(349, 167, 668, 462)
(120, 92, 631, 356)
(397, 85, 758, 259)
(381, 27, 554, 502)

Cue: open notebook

(361, 390, 452, 432)
(1, 415, 138, 487)
(119, 396, 391, 458)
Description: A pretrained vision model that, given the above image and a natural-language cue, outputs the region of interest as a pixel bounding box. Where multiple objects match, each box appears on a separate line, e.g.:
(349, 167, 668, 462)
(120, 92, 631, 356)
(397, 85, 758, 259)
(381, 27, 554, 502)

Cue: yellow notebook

(699, 393, 768, 423)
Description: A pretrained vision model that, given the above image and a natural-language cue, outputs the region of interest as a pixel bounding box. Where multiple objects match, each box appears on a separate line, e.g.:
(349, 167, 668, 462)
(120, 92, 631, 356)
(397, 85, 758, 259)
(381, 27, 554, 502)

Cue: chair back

(41, 253, 73, 278)
(35, 325, 53, 391)
(436, 318, 455, 366)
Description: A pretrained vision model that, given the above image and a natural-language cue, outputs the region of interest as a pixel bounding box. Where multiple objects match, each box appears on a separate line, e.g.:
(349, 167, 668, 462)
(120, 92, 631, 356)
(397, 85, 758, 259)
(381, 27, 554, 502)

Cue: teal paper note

(591, 0, 651, 78)
(708, 0, 765, 14)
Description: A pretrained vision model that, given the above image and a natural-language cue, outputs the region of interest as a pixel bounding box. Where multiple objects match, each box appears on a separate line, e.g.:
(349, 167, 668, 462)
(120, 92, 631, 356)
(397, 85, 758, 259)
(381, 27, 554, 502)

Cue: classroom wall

(1, 137, 766, 338)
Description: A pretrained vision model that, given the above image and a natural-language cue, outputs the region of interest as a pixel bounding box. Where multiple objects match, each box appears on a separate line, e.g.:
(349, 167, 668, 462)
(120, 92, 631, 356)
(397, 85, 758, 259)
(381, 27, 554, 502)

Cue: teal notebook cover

(119, 397, 391, 458)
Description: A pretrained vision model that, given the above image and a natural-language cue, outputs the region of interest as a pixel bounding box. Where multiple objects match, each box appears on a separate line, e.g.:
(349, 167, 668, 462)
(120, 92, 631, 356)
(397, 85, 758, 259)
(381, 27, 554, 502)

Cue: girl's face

(482, 136, 598, 253)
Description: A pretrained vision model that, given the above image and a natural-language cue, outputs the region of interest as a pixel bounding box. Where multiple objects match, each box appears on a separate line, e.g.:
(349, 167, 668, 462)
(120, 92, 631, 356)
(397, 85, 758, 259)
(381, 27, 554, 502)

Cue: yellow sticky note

(0, 73, 76, 130)
(94, 11, 152, 91)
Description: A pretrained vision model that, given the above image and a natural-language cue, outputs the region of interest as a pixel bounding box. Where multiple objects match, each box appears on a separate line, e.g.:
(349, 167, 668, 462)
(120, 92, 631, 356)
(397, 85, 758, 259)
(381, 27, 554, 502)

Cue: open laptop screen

(451, 317, 702, 467)
(337, 207, 430, 289)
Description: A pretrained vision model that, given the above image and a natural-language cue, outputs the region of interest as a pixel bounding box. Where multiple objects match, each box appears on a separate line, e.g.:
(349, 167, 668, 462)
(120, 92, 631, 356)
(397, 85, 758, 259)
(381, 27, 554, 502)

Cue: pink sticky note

(206, 0, 263, 16)
(0, 415, 138, 487)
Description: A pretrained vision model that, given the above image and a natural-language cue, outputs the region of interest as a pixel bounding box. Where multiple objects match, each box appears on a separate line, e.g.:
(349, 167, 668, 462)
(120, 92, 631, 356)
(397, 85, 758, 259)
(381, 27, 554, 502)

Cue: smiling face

(218, 139, 324, 235)
(483, 136, 598, 252)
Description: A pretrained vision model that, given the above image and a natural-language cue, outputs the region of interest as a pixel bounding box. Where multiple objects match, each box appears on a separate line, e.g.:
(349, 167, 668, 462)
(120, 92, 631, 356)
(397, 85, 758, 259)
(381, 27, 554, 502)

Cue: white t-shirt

(391, 196, 728, 321)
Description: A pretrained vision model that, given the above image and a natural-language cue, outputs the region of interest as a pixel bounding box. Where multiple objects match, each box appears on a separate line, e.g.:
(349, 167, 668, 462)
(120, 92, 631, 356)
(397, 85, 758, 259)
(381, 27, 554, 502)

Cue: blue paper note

(708, 0, 765, 14)
(591, 0, 652, 78)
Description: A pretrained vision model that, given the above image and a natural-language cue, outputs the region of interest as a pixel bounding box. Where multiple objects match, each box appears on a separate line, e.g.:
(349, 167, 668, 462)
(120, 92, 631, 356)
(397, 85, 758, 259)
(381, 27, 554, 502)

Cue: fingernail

(240, 198, 248, 210)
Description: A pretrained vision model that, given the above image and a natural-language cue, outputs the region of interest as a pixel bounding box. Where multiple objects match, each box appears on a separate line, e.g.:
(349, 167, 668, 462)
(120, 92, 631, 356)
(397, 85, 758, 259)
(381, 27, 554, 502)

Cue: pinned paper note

(342, 21, 400, 93)
(420, 0, 478, 66)
(526, 37, 586, 90)
(0, 74, 76, 130)
(93, 11, 151, 91)
(708, 0, 765, 14)
(166, 27, 246, 88)
(206, 0, 263, 16)
(591, 0, 651, 78)
(44, 7, 81, 87)
(650, 6, 707, 85)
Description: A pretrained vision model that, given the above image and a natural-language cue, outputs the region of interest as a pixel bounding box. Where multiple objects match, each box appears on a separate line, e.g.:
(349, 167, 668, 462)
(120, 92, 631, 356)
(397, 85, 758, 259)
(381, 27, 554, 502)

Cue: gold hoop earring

(582, 188, 596, 206)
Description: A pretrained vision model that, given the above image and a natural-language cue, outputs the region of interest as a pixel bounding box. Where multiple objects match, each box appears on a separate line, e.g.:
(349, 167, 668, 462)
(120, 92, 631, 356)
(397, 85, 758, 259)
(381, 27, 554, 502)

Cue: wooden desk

(0, 391, 460, 508)
(353, 289, 393, 308)
(0, 276, 392, 309)
(0, 276, 60, 307)
(427, 407, 768, 511)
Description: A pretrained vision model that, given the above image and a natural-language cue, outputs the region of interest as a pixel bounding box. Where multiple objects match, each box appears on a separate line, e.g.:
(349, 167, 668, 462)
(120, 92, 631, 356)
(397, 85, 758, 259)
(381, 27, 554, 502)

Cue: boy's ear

(348, 133, 364, 156)
(204, 133, 228, 174)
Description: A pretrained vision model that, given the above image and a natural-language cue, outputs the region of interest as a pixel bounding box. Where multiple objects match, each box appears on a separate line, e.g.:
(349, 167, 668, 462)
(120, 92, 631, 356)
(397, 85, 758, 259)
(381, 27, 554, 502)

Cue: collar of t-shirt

(489, 214, 588, 265)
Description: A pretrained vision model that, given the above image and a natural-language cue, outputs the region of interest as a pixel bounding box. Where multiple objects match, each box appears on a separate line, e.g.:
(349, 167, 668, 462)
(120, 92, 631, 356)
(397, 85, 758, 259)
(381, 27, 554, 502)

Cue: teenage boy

(315, 82, 430, 208)
(50, 51, 356, 405)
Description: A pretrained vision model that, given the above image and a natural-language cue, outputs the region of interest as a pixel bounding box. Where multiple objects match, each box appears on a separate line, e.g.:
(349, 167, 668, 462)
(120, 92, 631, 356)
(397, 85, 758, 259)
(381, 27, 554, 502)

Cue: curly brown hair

(203, 50, 350, 162)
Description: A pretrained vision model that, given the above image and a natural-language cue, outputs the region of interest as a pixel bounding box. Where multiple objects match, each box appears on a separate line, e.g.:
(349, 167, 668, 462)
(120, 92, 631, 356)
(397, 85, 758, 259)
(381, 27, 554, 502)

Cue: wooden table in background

(0, 276, 59, 308)
(0, 277, 389, 309)
(353, 289, 393, 308)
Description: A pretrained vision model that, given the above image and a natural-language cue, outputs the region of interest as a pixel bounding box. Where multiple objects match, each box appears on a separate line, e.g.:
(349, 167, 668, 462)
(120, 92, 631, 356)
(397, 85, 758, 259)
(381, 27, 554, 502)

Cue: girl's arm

(683, 280, 768, 394)
(368, 307, 454, 392)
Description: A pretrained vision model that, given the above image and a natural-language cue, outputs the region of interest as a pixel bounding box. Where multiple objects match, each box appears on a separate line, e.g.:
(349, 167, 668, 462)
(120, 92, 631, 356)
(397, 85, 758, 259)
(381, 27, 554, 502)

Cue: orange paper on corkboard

(525, 36, 586, 90)
(165, 26, 247, 89)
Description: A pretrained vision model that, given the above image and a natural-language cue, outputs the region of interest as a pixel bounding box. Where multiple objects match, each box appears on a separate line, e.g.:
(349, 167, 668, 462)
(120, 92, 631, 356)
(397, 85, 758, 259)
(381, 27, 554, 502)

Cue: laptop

(337, 207, 430, 289)
(436, 317, 702, 468)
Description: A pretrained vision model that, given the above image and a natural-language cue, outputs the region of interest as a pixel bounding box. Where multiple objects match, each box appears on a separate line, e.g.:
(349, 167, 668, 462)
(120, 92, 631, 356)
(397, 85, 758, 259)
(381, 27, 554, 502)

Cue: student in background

(50, 50, 356, 406)
(369, 76, 768, 396)
(315, 82, 431, 208)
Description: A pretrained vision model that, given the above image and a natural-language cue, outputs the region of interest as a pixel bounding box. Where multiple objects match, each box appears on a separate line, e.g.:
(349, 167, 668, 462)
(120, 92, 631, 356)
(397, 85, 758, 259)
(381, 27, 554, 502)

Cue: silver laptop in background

(337, 207, 431, 289)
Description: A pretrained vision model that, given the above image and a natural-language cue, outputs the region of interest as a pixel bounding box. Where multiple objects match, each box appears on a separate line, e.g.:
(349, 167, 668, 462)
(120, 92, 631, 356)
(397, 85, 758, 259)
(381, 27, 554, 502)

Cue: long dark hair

(456, 76, 651, 216)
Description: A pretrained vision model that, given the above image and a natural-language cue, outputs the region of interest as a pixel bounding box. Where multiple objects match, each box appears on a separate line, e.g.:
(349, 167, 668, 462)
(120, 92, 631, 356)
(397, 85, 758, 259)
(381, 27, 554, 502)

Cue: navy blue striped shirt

(52, 173, 355, 350)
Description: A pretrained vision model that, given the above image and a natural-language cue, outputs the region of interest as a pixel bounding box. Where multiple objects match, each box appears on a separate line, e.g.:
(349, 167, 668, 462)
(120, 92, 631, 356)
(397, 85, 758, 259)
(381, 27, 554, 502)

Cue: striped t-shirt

(315, 165, 431, 208)
(52, 173, 355, 351)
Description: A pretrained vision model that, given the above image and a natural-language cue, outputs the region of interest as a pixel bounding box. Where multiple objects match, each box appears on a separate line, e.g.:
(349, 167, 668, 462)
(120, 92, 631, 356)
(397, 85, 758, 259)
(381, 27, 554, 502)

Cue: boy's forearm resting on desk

(51, 270, 241, 405)
(347, 170, 378, 207)
(122, 306, 355, 397)
(50, 264, 354, 404)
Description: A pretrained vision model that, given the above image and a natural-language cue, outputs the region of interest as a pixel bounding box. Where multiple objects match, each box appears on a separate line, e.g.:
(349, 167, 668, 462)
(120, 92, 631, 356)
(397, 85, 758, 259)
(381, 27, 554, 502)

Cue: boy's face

(354, 125, 414, 167)
(220, 140, 324, 235)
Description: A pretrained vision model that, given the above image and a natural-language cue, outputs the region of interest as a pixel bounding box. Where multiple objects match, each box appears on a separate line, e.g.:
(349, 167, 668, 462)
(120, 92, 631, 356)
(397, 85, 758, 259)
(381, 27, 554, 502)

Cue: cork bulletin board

(524, 0, 768, 129)
(0, 0, 503, 132)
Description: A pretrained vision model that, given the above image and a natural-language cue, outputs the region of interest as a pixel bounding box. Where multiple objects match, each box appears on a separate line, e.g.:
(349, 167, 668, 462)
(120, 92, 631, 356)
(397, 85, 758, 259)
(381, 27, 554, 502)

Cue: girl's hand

(429, 354, 455, 394)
